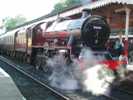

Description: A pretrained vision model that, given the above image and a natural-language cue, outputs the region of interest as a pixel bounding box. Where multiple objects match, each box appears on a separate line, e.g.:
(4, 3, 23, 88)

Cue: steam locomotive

(0, 9, 111, 70)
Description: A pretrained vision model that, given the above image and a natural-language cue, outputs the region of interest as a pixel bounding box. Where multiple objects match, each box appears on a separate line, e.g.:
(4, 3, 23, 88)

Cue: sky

(0, 0, 60, 22)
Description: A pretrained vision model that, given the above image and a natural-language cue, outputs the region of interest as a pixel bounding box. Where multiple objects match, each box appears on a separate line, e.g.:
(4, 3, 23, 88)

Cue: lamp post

(125, 7, 130, 64)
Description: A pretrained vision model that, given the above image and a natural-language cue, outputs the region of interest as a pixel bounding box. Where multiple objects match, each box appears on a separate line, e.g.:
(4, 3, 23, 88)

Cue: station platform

(0, 67, 25, 100)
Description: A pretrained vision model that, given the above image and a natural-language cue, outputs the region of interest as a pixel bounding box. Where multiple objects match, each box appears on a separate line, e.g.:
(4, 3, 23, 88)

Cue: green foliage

(3, 15, 26, 31)
(52, 0, 81, 14)
(65, 0, 81, 7)
(53, 2, 66, 13)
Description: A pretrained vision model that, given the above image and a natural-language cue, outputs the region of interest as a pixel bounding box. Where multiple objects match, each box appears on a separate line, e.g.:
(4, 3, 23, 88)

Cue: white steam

(77, 48, 115, 95)
(46, 48, 115, 94)
(47, 54, 80, 91)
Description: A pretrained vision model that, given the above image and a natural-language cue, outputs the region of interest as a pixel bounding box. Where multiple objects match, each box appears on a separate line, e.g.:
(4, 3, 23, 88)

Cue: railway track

(0, 56, 133, 100)
(0, 56, 70, 100)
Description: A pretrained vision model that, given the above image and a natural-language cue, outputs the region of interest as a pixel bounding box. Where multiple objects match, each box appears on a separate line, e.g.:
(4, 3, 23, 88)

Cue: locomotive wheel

(34, 55, 49, 72)
(26, 55, 31, 63)
(19, 53, 22, 61)
(41, 58, 48, 72)
(23, 54, 27, 63)
(22, 54, 25, 63)
(15, 52, 18, 59)
(13, 52, 15, 57)
(8, 52, 10, 56)
(10, 51, 13, 57)
(35, 56, 41, 70)
(10, 52, 12, 57)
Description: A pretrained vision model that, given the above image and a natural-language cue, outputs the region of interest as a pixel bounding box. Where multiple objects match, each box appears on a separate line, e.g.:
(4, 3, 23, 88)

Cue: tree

(53, 2, 66, 13)
(3, 15, 26, 31)
(65, 0, 81, 7)
(52, 0, 82, 14)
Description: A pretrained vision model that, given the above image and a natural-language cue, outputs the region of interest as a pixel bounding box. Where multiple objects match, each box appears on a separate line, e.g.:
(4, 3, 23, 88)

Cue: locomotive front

(81, 15, 110, 50)
(45, 9, 110, 53)
(34, 9, 111, 70)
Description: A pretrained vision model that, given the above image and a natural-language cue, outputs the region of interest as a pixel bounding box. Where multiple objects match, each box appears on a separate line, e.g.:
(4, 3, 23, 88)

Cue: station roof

(86, 0, 133, 9)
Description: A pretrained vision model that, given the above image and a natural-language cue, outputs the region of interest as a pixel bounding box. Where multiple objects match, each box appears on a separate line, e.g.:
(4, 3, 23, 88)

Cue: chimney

(81, 8, 91, 18)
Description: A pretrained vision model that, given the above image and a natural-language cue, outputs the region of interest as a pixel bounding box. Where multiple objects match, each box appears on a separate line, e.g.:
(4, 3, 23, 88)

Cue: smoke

(77, 48, 115, 95)
(47, 54, 80, 91)
(46, 47, 115, 94)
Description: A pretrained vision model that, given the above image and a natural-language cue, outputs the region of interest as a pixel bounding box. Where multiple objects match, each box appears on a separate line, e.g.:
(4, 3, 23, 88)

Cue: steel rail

(0, 56, 70, 100)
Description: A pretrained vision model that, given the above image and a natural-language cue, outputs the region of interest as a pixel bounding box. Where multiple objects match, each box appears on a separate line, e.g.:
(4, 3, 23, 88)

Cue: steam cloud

(46, 48, 115, 94)
(47, 54, 80, 91)
(77, 48, 115, 95)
